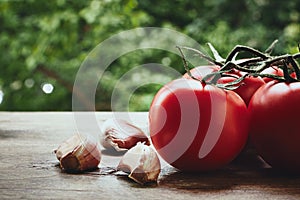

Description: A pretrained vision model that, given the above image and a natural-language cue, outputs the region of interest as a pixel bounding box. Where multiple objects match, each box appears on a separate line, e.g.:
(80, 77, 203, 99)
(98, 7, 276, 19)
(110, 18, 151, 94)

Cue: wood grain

(0, 112, 299, 200)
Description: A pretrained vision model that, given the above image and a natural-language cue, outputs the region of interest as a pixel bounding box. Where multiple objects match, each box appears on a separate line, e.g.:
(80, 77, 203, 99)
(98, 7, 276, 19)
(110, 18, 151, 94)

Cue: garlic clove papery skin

(117, 142, 161, 185)
(55, 134, 80, 161)
(100, 118, 150, 151)
(54, 134, 101, 172)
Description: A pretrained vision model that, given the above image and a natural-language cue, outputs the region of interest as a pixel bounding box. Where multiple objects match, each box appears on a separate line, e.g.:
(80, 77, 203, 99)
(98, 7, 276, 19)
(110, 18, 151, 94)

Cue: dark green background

(0, 0, 299, 111)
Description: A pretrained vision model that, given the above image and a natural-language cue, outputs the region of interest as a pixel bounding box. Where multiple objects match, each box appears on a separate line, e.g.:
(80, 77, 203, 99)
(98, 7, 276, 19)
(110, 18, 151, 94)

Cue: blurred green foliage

(0, 0, 299, 111)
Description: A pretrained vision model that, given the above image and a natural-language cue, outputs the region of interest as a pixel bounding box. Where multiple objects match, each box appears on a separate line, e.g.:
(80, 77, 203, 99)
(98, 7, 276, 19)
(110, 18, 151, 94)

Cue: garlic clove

(100, 118, 150, 151)
(117, 142, 161, 185)
(54, 134, 101, 172)
(55, 134, 79, 161)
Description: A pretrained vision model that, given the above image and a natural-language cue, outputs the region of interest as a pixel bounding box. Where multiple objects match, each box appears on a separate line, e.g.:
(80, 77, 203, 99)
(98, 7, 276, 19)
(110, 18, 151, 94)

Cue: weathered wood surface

(0, 112, 300, 200)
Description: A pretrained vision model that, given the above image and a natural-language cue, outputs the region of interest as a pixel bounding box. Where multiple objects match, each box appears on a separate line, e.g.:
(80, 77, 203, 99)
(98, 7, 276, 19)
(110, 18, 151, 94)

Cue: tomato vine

(177, 40, 300, 90)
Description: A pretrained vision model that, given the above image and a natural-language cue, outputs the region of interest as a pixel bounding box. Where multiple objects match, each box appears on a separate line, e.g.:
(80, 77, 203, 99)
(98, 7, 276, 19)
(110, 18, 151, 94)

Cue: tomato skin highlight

(182, 65, 220, 80)
(249, 81, 300, 172)
(261, 66, 284, 83)
(149, 78, 249, 171)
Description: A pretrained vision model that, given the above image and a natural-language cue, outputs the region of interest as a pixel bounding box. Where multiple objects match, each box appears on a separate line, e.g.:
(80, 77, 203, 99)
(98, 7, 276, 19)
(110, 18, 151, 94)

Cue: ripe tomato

(260, 66, 284, 83)
(290, 72, 296, 79)
(249, 81, 300, 172)
(218, 76, 265, 106)
(182, 65, 220, 80)
(184, 66, 265, 106)
(149, 78, 249, 171)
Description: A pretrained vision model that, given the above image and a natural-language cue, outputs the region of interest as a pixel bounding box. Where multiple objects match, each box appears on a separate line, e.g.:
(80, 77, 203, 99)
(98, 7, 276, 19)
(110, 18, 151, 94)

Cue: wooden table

(1, 112, 300, 199)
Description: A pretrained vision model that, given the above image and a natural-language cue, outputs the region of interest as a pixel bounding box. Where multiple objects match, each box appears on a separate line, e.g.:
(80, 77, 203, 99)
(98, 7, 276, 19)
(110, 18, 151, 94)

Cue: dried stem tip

(54, 134, 101, 172)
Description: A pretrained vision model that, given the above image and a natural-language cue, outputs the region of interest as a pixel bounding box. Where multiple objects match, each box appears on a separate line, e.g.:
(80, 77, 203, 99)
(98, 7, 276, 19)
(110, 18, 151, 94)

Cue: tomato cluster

(149, 43, 300, 173)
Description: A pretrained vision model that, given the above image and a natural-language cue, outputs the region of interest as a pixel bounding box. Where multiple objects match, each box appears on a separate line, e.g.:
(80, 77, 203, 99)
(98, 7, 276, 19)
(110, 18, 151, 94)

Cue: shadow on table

(101, 148, 125, 156)
(157, 164, 300, 194)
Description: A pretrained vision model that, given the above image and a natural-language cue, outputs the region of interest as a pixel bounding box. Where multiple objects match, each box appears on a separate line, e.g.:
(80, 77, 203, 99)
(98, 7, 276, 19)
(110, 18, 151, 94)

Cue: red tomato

(249, 81, 300, 172)
(183, 65, 220, 80)
(260, 66, 284, 83)
(183, 65, 265, 105)
(183, 66, 265, 106)
(149, 78, 249, 171)
(218, 76, 265, 106)
(290, 72, 296, 79)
